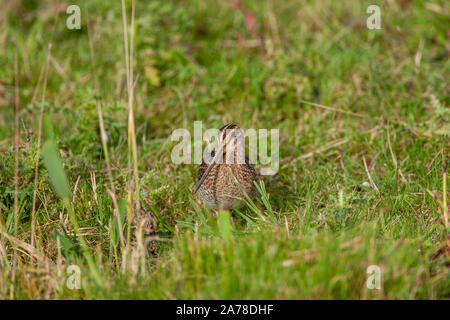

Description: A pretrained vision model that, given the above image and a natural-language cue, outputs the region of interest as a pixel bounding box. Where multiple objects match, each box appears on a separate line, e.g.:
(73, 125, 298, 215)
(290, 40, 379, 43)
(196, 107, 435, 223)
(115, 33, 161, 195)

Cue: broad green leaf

(42, 140, 71, 200)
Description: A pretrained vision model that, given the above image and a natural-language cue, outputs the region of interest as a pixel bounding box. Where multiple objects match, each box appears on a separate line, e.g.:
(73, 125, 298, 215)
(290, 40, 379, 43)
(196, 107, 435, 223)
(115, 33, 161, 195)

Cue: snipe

(194, 124, 260, 210)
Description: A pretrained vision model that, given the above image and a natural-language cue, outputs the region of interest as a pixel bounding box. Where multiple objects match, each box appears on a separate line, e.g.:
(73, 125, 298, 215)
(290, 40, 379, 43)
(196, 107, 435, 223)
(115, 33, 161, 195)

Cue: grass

(0, 0, 449, 299)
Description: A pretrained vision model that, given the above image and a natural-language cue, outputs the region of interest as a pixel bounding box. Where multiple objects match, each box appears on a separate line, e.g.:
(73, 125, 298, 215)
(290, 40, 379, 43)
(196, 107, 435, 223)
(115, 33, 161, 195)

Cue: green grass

(0, 0, 448, 299)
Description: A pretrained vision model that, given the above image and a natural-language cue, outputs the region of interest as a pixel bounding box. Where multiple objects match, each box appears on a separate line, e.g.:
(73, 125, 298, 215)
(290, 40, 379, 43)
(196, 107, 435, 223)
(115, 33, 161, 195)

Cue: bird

(194, 123, 261, 211)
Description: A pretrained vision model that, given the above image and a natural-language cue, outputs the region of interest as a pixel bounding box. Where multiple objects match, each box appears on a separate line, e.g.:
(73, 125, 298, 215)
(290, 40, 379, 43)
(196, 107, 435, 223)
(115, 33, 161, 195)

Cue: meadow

(0, 0, 448, 299)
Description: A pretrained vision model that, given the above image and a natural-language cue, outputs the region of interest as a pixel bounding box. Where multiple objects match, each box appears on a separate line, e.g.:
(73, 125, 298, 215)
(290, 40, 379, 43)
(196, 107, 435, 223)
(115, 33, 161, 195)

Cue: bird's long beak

(193, 141, 224, 194)
(194, 124, 235, 194)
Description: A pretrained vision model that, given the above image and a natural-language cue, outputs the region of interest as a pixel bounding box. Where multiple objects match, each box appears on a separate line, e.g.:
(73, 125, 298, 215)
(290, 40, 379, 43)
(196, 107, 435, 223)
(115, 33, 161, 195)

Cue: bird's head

(218, 123, 243, 147)
(217, 123, 245, 165)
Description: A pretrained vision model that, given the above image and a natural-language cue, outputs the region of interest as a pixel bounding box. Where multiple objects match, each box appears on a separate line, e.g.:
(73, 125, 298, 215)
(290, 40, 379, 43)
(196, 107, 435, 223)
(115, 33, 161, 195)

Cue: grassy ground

(0, 0, 449, 299)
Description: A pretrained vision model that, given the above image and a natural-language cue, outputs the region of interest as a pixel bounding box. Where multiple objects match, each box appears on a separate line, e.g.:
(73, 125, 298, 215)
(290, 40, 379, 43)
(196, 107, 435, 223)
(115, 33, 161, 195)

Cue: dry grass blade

(363, 156, 379, 193)
(298, 138, 349, 160)
(299, 100, 370, 119)
(386, 122, 397, 170)
(30, 59, 45, 106)
(13, 55, 19, 235)
(0, 228, 51, 265)
(121, 0, 140, 247)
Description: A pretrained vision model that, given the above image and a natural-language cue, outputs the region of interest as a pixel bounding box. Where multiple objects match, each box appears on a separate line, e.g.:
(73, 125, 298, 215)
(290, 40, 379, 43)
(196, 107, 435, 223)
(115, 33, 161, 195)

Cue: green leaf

(42, 140, 71, 200)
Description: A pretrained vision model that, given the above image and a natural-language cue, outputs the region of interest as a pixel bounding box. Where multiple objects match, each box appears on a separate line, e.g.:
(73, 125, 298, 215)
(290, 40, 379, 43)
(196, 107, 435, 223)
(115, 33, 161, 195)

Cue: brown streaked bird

(194, 124, 261, 211)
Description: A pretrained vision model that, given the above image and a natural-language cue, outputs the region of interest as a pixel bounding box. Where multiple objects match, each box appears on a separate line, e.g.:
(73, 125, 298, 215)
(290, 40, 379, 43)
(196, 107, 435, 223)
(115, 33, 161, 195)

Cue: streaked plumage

(194, 124, 260, 210)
